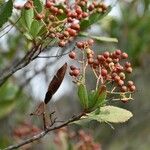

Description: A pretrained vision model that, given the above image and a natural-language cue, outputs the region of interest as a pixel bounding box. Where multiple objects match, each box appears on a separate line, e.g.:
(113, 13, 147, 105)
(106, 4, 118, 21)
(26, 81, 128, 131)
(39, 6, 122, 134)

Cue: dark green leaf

(79, 32, 118, 43)
(33, 0, 43, 13)
(78, 83, 89, 109)
(0, 0, 13, 28)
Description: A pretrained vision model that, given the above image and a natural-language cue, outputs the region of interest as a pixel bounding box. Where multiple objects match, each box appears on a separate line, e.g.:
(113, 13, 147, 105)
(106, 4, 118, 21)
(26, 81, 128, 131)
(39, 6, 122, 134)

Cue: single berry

(119, 72, 125, 80)
(97, 55, 105, 62)
(101, 69, 107, 76)
(129, 85, 136, 92)
(76, 42, 84, 49)
(87, 39, 94, 46)
(103, 51, 110, 58)
(82, 12, 88, 18)
(121, 52, 128, 59)
(72, 69, 80, 77)
(126, 67, 132, 73)
(58, 40, 66, 47)
(70, 23, 80, 31)
(117, 80, 124, 86)
(70, 65, 77, 70)
(67, 28, 77, 36)
(127, 81, 134, 87)
(125, 62, 131, 68)
(114, 75, 120, 82)
(88, 58, 94, 64)
(69, 51, 76, 59)
(115, 49, 122, 55)
(121, 85, 127, 92)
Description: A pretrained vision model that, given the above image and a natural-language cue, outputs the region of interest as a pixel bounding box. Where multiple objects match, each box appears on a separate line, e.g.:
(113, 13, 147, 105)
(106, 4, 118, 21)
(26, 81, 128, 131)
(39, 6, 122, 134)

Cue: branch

(0, 44, 41, 86)
(0, 40, 75, 87)
(3, 112, 84, 150)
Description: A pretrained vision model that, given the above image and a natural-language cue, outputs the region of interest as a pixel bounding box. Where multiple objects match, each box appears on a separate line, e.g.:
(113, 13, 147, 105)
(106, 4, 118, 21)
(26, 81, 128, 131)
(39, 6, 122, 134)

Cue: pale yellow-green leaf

(86, 106, 133, 123)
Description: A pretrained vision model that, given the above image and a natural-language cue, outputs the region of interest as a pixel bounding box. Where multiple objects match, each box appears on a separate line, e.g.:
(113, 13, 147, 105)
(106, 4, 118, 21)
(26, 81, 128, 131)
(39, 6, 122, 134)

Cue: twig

(3, 112, 84, 150)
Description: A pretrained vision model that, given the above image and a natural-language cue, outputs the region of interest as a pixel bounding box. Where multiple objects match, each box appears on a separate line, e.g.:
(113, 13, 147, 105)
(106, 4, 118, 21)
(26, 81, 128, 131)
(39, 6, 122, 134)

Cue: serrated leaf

(30, 20, 42, 38)
(79, 32, 118, 43)
(21, 8, 34, 30)
(86, 106, 133, 123)
(33, 0, 43, 13)
(80, 6, 112, 30)
(0, 0, 13, 28)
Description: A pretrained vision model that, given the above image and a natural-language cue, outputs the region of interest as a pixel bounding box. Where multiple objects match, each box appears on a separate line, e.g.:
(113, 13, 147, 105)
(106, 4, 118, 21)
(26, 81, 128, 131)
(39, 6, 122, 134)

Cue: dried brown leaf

(44, 63, 67, 104)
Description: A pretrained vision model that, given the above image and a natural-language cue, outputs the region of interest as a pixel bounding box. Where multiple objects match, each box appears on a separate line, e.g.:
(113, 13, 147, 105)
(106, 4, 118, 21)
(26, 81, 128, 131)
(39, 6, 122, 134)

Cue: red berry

(76, 6, 82, 14)
(82, 12, 88, 18)
(103, 51, 110, 58)
(115, 49, 122, 55)
(70, 23, 80, 31)
(97, 55, 105, 62)
(121, 52, 128, 59)
(72, 69, 80, 77)
(114, 75, 120, 82)
(129, 85, 136, 92)
(87, 39, 94, 46)
(121, 86, 127, 92)
(125, 62, 131, 68)
(93, 59, 99, 66)
(70, 65, 76, 70)
(117, 80, 124, 86)
(88, 58, 94, 64)
(58, 40, 66, 47)
(45, 1, 53, 8)
(76, 42, 84, 49)
(101, 69, 107, 76)
(69, 51, 76, 59)
(88, 4, 94, 11)
(67, 28, 77, 36)
(35, 13, 45, 20)
(127, 81, 134, 87)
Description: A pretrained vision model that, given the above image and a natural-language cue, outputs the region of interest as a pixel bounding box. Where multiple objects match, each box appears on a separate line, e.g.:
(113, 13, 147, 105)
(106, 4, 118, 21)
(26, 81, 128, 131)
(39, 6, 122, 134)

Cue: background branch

(3, 112, 84, 150)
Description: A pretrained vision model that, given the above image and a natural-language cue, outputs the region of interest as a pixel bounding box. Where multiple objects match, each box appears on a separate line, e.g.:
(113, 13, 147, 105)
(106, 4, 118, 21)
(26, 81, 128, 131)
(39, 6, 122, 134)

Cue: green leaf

(0, 100, 17, 119)
(33, 0, 43, 13)
(80, 6, 112, 30)
(21, 8, 34, 30)
(23, 32, 33, 40)
(78, 83, 89, 109)
(79, 32, 118, 43)
(88, 86, 107, 111)
(86, 106, 133, 123)
(0, 0, 13, 28)
(0, 82, 18, 100)
(93, 86, 107, 109)
(30, 20, 42, 38)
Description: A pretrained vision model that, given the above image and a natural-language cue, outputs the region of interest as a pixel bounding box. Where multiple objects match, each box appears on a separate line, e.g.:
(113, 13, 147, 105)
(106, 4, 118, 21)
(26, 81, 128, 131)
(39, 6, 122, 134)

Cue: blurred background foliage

(0, 0, 150, 149)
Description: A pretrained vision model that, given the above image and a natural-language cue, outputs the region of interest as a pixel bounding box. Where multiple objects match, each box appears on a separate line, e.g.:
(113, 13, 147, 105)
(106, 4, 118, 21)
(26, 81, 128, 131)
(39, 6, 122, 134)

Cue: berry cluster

(68, 39, 136, 102)
(19, 0, 108, 47)
(54, 127, 101, 150)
